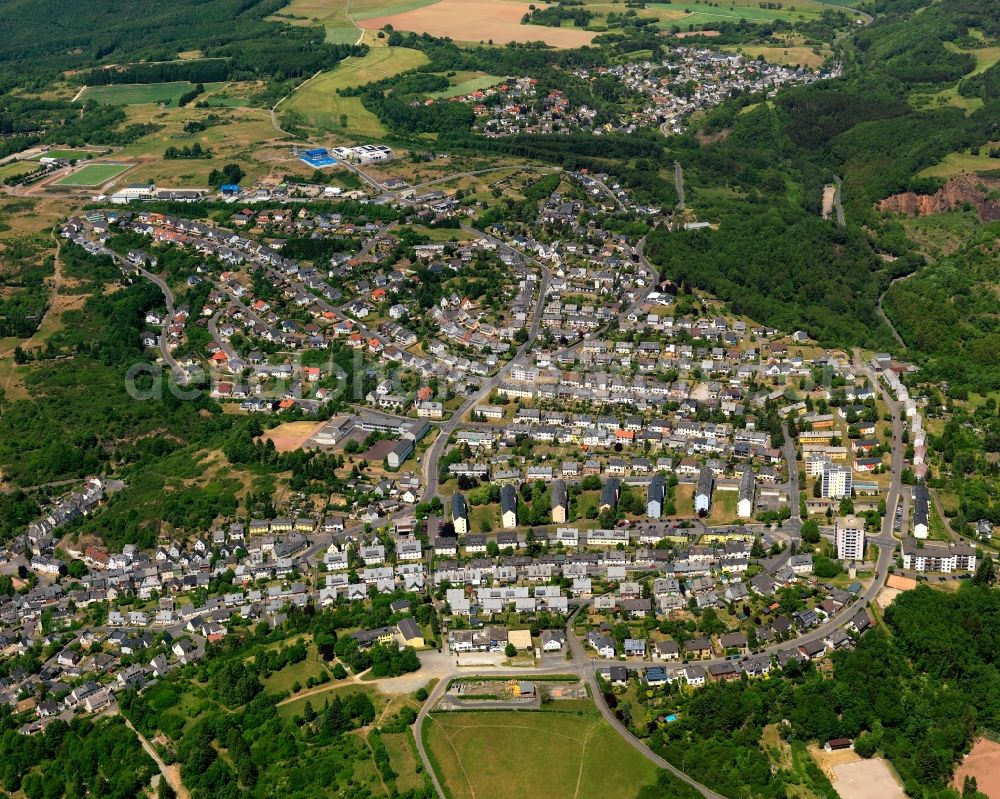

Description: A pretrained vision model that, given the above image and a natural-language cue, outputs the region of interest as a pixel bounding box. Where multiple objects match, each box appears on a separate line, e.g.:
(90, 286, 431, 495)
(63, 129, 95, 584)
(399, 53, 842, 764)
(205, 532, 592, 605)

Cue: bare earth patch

(359, 0, 595, 47)
(261, 420, 327, 452)
(830, 758, 906, 799)
(954, 739, 1000, 799)
(822, 185, 835, 220)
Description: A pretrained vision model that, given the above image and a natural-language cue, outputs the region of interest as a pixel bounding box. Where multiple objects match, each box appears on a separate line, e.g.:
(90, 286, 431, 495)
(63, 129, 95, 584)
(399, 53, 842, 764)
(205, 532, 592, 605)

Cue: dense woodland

(641, 583, 1000, 799)
(0, 714, 156, 797)
(883, 223, 1000, 392)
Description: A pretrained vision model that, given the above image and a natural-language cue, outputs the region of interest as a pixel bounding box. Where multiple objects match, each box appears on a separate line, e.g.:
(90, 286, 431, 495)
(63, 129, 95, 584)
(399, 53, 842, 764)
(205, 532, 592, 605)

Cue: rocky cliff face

(878, 175, 1000, 221)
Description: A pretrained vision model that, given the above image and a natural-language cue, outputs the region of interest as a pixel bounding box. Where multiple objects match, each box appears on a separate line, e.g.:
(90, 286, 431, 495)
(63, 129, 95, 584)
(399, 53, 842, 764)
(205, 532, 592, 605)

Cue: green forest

(117, 600, 433, 799)
(883, 222, 1000, 392)
(639, 582, 1000, 799)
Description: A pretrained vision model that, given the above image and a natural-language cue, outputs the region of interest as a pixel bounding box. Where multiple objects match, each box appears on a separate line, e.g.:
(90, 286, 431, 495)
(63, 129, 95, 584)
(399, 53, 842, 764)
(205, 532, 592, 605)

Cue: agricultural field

(270, 0, 363, 44)
(726, 44, 831, 68)
(358, 0, 596, 47)
(282, 44, 429, 137)
(54, 162, 131, 186)
(422, 705, 660, 799)
(78, 81, 226, 106)
(647, 0, 847, 29)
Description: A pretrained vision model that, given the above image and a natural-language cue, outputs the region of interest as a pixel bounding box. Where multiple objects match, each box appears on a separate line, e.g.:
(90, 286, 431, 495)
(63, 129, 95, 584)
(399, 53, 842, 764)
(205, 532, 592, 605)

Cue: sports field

(422, 706, 659, 799)
(79, 81, 226, 106)
(282, 45, 428, 137)
(54, 162, 131, 186)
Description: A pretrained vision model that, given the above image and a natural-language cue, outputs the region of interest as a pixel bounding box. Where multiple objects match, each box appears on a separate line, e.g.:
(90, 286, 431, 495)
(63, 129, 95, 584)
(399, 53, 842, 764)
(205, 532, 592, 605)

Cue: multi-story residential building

(822, 464, 852, 499)
(835, 515, 865, 561)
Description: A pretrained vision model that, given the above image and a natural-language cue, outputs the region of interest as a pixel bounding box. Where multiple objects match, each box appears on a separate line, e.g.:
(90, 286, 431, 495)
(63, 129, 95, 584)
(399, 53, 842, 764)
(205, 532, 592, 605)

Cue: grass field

(80, 81, 227, 106)
(944, 42, 1000, 76)
(727, 44, 830, 68)
(648, 0, 841, 28)
(28, 149, 99, 161)
(260, 646, 331, 696)
(918, 146, 1000, 178)
(382, 731, 426, 794)
(283, 44, 428, 137)
(271, 0, 436, 44)
(352, 0, 436, 17)
(54, 162, 131, 186)
(910, 83, 983, 116)
(277, 683, 382, 722)
(423, 707, 659, 799)
(709, 488, 739, 521)
(675, 483, 695, 516)
(427, 73, 505, 99)
(0, 161, 37, 181)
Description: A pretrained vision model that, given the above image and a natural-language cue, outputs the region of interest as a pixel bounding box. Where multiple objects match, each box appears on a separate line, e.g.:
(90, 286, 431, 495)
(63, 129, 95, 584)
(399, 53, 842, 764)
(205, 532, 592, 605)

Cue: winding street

(101, 246, 187, 382)
(409, 534, 893, 799)
(418, 224, 551, 501)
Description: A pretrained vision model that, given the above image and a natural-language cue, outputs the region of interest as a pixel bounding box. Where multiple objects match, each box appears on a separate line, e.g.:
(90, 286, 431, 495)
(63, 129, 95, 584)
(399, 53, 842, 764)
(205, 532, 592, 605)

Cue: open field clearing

(261, 420, 327, 452)
(918, 146, 1000, 179)
(709, 488, 738, 521)
(0, 161, 35, 181)
(28, 149, 102, 161)
(271, 0, 361, 44)
(358, 0, 595, 47)
(108, 106, 281, 186)
(283, 45, 428, 137)
(54, 162, 131, 186)
(911, 83, 983, 115)
(349, 0, 438, 18)
(427, 72, 505, 99)
(726, 45, 830, 68)
(647, 0, 842, 28)
(277, 683, 382, 722)
(79, 81, 226, 106)
(275, 0, 437, 41)
(944, 42, 1000, 76)
(422, 707, 658, 799)
(901, 210, 989, 259)
(382, 731, 425, 794)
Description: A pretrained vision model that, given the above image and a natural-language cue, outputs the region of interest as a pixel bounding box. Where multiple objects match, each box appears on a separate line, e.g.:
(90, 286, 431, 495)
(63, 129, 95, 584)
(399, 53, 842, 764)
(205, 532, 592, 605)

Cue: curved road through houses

(100, 246, 188, 382)
(410, 543, 893, 799)
(418, 224, 551, 502)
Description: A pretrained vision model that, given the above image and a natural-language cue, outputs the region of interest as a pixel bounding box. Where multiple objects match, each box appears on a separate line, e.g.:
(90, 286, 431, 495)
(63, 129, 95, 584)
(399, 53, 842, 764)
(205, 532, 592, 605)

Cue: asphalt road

(419, 225, 551, 501)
